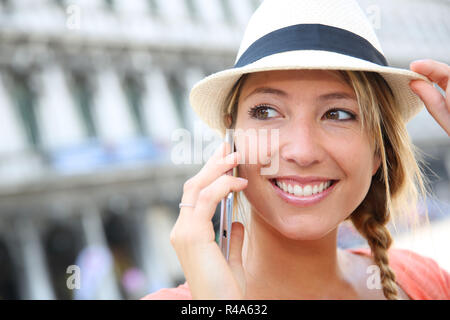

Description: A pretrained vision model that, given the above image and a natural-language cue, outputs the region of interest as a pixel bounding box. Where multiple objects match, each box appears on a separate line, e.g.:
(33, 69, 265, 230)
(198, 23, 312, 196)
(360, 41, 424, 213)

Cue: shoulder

(388, 248, 450, 299)
(348, 247, 450, 300)
(140, 282, 192, 300)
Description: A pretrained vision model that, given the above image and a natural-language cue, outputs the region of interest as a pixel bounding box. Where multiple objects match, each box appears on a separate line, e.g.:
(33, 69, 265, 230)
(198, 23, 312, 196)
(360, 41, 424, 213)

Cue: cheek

(234, 130, 269, 202)
(328, 137, 375, 208)
(326, 129, 375, 174)
(350, 144, 374, 180)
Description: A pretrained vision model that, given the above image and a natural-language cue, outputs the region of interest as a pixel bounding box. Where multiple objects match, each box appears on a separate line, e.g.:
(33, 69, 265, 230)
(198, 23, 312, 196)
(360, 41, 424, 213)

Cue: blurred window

(53, 0, 66, 9)
(0, 238, 19, 299)
(7, 72, 41, 149)
(43, 222, 83, 300)
(68, 73, 97, 138)
(147, 0, 159, 17)
(167, 74, 187, 129)
(219, 0, 234, 25)
(104, 0, 115, 11)
(103, 210, 140, 299)
(250, 0, 262, 11)
(185, 0, 200, 22)
(0, 0, 12, 12)
(122, 74, 147, 136)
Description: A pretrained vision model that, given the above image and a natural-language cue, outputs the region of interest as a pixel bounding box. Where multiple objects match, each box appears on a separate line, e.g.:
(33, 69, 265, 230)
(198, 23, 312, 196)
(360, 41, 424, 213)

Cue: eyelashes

(248, 104, 357, 121)
(247, 104, 278, 120)
(323, 108, 357, 121)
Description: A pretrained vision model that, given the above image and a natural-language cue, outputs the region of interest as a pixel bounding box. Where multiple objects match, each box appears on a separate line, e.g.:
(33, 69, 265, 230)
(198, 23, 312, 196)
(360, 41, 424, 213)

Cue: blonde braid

(350, 177, 399, 300)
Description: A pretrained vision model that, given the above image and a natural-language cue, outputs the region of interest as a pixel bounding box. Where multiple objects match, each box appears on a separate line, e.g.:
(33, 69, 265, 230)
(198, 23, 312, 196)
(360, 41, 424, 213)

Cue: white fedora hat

(190, 0, 430, 134)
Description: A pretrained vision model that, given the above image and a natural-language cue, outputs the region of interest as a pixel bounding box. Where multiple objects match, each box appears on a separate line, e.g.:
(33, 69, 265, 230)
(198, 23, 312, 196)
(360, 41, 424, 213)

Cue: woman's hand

(409, 59, 450, 136)
(170, 142, 248, 299)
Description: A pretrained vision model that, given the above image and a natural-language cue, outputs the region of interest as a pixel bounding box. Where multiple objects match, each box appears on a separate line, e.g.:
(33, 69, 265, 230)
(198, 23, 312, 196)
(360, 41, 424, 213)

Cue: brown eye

(248, 105, 279, 120)
(323, 109, 355, 121)
(326, 110, 338, 120)
(254, 107, 269, 119)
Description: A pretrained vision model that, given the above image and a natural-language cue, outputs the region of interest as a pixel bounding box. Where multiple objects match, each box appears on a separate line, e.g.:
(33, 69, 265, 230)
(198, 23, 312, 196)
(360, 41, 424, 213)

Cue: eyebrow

(317, 92, 357, 102)
(242, 87, 357, 102)
(242, 87, 288, 101)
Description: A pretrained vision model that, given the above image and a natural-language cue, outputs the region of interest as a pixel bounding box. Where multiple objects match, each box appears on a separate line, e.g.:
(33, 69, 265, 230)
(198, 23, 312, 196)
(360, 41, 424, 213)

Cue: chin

(271, 214, 335, 241)
(278, 226, 331, 241)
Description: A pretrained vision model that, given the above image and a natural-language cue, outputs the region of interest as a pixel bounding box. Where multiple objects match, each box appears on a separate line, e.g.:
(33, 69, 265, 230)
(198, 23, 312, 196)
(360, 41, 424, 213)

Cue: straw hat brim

(190, 50, 431, 135)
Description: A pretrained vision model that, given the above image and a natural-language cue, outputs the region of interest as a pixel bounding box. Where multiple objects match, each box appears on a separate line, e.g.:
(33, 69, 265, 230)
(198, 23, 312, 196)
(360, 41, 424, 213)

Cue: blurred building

(0, 0, 449, 299)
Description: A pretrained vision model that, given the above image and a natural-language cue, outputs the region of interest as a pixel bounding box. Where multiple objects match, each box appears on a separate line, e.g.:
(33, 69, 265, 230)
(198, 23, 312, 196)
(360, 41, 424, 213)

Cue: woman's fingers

(171, 174, 248, 299)
(409, 79, 447, 112)
(410, 80, 450, 136)
(173, 141, 245, 249)
(194, 175, 248, 221)
(409, 59, 450, 136)
(180, 141, 240, 211)
(410, 59, 449, 91)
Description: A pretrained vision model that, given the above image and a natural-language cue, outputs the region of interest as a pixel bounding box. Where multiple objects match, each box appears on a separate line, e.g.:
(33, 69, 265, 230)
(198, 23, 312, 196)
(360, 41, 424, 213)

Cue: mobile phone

(219, 129, 235, 261)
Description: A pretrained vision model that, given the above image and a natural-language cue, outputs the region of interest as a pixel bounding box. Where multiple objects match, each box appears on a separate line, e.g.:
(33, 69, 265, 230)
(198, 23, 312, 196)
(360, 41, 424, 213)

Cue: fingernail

(237, 177, 248, 183)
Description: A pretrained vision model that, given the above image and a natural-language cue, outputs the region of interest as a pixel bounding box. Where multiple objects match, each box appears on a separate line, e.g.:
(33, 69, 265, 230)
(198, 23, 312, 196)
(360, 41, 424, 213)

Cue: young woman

(143, 0, 450, 300)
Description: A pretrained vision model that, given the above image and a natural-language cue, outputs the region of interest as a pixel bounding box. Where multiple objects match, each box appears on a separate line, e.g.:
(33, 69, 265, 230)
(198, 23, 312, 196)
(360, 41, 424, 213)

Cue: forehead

(241, 69, 352, 92)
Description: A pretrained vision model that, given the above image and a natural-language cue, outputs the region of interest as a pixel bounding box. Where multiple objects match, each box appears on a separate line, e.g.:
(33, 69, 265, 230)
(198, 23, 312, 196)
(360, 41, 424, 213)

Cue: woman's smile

(269, 177, 339, 207)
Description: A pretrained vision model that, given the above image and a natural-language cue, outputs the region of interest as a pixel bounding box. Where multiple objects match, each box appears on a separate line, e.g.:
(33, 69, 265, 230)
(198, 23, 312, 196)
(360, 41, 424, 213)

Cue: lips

(269, 178, 338, 207)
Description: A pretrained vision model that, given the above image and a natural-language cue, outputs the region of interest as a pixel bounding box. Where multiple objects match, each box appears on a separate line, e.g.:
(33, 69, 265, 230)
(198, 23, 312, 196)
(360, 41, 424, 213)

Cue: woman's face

(234, 69, 380, 240)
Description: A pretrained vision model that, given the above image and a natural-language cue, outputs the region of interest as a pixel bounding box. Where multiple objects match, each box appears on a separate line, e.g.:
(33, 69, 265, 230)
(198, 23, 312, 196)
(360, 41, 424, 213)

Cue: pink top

(141, 248, 450, 300)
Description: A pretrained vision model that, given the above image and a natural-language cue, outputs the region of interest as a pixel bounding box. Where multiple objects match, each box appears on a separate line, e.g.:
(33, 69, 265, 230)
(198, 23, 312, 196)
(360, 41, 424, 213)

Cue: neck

(241, 209, 354, 299)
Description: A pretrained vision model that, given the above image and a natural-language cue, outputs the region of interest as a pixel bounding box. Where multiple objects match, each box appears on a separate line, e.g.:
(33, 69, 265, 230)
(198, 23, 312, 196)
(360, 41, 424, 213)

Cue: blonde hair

(220, 70, 430, 300)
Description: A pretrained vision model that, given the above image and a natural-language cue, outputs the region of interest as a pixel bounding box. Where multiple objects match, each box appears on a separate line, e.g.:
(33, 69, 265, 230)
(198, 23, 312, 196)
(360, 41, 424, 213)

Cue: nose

(279, 119, 326, 167)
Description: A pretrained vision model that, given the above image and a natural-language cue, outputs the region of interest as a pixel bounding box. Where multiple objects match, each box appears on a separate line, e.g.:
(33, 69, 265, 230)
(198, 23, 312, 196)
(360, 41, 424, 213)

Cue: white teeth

(288, 184, 293, 194)
(294, 185, 302, 196)
(275, 179, 333, 197)
(312, 185, 318, 194)
(303, 185, 312, 196)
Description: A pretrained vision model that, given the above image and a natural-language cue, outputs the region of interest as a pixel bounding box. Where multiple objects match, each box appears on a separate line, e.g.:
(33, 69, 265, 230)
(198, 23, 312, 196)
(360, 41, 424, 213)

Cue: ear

(372, 152, 381, 176)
